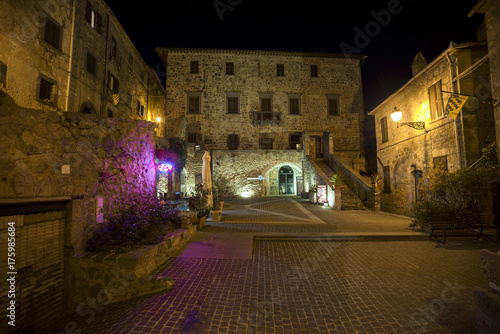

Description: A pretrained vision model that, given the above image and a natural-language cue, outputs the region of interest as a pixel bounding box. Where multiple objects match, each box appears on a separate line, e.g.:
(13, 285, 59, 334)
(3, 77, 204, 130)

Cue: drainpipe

(65, 0, 77, 112)
(100, 13, 110, 116)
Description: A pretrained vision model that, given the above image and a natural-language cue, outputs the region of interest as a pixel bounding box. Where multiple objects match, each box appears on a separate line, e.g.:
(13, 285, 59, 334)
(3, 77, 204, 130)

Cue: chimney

(411, 52, 428, 76)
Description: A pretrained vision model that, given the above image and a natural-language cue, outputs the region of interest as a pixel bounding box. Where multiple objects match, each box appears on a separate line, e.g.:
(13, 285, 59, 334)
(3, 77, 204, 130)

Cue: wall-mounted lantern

(391, 107, 426, 131)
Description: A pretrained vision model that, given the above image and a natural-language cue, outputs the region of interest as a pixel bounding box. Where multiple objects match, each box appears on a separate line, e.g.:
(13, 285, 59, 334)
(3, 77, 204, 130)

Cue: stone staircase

(314, 160, 368, 210)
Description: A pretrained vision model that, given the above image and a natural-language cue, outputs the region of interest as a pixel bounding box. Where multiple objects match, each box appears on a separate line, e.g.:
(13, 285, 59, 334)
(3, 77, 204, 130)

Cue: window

(227, 96, 239, 114)
(190, 61, 199, 74)
(107, 109, 113, 118)
(260, 138, 273, 150)
(429, 80, 444, 119)
(187, 93, 201, 114)
(226, 62, 234, 75)
(326, 95, 340, 116)
(0, 61, 7, 87)
(137, 101, 144, 117)
(261, 97, 272, 112)
(290, 134, 302, 149)
(277, 64, 285, 77)
(310, 65, 318, 77)
(110, 37, 118, 63)
(108, 72, 119, 93)
(289, 95, 300, 115)
(128, 53, 134, 72)
(85, 1, 102, 33)
(39, 77, 55, 101)
(433, 155, 448, 171)
(187, 133, 200, 144)
(86, 51, 97, 76)
(228, 134, 239, 150)
(43, 16, 61, 49)
(383, 166, 391, 193)
(381, 116, 388, 143)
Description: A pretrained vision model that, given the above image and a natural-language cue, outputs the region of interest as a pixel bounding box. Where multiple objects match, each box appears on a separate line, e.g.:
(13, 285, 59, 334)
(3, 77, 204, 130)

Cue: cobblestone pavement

(37, 196, 499, 334)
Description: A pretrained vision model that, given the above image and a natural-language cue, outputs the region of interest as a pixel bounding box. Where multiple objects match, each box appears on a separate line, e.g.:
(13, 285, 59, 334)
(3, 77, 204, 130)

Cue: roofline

(367, 41, 486, 116)
(156, 47, 366, 61)
(468, 0, 487, 16)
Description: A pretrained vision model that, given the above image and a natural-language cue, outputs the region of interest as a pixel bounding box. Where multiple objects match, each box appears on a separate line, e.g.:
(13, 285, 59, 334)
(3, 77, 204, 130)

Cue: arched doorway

(279, 166, 294, 194)
(80, 101, 96, 114)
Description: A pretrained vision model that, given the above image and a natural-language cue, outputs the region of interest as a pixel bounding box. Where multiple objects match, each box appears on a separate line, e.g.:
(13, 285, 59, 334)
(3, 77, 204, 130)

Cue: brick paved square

(36, 197, 499, 334)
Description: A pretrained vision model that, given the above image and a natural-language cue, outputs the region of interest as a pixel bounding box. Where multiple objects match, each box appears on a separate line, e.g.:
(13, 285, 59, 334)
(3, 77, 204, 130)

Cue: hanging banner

(444, 95, 468, 120)
(317, 185, 327, 204)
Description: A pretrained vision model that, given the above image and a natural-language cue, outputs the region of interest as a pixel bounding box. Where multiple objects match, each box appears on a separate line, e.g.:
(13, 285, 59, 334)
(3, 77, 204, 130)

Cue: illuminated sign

(157, 163, 173, 172)
(317, 185, 327, 204)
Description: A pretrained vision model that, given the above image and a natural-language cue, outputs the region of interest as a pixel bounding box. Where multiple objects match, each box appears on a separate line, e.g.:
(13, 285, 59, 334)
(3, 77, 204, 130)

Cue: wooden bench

(428, 212, 500, 244)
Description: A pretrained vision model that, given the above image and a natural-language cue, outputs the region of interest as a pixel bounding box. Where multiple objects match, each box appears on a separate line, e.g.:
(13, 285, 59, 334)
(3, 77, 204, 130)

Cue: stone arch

(263, 163, 302, 196)
(80, 101, 96, 114)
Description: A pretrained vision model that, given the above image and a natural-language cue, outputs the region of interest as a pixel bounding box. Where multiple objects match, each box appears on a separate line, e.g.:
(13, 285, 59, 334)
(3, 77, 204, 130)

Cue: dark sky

(104, 0, 484, 112)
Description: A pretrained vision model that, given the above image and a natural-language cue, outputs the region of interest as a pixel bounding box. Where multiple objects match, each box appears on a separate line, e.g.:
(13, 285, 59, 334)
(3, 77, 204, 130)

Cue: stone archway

(264, 163, 302, 196)
(80, 101, 96, 114)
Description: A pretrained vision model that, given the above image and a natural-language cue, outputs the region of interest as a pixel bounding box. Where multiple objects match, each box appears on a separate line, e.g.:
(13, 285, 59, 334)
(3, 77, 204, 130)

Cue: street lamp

(391, 107, 426, 131)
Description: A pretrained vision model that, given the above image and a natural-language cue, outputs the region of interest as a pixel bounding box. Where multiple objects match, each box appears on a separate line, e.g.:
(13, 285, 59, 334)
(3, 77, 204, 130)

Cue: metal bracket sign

(247, 175, 267, 181)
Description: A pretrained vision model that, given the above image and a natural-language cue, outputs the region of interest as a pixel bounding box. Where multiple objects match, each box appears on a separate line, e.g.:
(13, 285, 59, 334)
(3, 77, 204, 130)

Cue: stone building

(368, 41, 495, 214)
(469, 0, 500, 165)
(156, 48, 366, 197)
(0, 1, 166, 330)
(0, 0, 165, 136)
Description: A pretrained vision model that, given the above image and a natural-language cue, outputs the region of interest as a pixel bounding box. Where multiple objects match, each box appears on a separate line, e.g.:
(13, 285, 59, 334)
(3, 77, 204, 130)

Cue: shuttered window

(44, 17, 61, 49)
(0, 61, 7, 87)
(381, 116, 388, 143)
(228, 134, 239, 150)
(85, 1, 102, 33)
(429, 81, 444, 119)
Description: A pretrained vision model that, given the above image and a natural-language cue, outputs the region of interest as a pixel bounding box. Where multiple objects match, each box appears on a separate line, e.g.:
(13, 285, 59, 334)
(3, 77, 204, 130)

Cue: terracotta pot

(211, 210, 222, 221)
(197, 215, 206, 229)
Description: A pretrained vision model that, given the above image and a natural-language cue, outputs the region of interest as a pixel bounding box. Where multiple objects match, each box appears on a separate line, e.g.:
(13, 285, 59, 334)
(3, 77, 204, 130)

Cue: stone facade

(0, 0, 165, 136)
(368, 42, 495, 214)
(156, 48, 365, 167)
(469, 0, 500, 165)
(156, 48, 366, 197)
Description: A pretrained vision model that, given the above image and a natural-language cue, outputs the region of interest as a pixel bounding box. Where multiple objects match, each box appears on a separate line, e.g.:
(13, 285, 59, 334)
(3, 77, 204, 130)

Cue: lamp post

(391, 107, 426, 131)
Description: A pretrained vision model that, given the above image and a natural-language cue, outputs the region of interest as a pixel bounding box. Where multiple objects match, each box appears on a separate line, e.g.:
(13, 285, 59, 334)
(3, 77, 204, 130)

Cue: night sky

(104, 0, 484, 112)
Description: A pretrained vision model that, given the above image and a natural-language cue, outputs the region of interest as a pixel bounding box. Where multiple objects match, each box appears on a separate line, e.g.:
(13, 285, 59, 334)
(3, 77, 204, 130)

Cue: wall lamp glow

(391, 107, 426, 131)
(156, 117, 162, 122)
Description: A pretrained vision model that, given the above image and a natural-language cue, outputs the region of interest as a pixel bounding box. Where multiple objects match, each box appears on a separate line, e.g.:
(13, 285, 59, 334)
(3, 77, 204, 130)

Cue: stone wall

(0, 93, 157, 254)
(68, 224, 196, 313)
(369, 43, 495, 214)
(157, 48, 364, 165)
(184, 146, 308, 197)
(470, 0, 500, 165)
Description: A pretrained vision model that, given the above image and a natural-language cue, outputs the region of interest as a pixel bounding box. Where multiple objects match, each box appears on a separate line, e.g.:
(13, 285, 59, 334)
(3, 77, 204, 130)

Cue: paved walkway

(37, 196, 498, 334)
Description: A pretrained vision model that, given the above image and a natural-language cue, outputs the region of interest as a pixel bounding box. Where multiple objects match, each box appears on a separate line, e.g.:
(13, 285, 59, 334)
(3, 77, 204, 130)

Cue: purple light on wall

(157, 163, 173, 172)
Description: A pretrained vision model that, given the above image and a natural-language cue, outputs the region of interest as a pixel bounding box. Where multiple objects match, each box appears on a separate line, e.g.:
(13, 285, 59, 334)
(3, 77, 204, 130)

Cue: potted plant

(309, 184, 317, 203)
(190, 183, 212, 229)
(211, 175, 229, 221)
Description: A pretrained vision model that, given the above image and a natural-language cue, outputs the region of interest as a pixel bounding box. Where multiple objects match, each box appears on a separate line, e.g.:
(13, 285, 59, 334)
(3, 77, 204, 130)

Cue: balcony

(252, 111, 282, 126)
